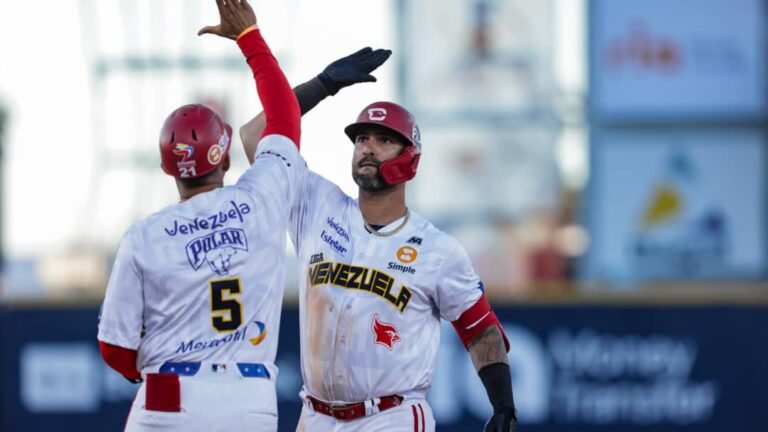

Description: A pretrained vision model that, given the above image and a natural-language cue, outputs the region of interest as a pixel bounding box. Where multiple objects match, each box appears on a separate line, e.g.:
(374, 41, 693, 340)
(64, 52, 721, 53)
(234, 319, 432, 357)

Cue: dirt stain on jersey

(306, 284, 333, 396)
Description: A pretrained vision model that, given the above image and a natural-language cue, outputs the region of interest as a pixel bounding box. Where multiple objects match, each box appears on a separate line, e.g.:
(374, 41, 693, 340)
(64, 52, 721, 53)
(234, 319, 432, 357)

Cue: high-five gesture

(198, 0, 257, 40)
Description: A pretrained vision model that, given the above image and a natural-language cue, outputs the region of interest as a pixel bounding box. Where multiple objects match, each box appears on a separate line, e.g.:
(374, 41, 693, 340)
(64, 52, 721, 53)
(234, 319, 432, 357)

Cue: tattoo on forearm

(468, 325, 508, 371)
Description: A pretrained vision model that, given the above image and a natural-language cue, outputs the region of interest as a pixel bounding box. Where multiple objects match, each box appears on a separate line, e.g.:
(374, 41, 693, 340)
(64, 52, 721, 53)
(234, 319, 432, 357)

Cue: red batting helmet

(159, 104, 232, 179)
(344, 101, 421, 185)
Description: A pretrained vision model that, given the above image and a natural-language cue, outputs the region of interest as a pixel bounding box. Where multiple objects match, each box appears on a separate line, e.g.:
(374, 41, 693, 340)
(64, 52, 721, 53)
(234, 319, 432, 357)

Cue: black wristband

(294, 77, 330, 115)
(316, 71, 340, 96)
(478, 362, 515, 412)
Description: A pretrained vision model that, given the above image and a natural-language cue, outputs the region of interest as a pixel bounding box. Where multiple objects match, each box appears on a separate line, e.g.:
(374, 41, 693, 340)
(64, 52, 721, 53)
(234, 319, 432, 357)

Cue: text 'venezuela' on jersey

(97, 135, 307, 372)
(308, 261, 412, 313)
(290, 171, 484, 403)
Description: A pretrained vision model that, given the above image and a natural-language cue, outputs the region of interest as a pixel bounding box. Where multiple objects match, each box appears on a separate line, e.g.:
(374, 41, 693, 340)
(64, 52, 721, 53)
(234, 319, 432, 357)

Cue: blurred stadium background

(1, 0, 767, 430)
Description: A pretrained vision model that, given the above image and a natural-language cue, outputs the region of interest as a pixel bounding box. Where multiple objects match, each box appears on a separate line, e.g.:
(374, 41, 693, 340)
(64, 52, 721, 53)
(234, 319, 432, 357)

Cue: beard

(353, 168, 390, 192)
(352, 157, 391, 192)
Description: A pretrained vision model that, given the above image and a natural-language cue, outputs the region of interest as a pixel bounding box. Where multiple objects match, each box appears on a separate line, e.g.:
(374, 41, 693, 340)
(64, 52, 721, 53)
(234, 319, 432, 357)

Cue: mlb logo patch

(211, 364, 227, 373)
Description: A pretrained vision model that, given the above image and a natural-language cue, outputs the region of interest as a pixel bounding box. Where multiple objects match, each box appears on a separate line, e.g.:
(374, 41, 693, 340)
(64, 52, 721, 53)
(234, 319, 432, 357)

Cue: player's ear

(222, 154, 231, 172)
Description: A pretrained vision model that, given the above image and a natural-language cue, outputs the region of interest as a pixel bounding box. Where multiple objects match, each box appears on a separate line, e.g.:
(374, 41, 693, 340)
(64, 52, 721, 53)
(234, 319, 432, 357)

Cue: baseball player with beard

(241, 54, 517, 431)
(97, 1, 307, 431)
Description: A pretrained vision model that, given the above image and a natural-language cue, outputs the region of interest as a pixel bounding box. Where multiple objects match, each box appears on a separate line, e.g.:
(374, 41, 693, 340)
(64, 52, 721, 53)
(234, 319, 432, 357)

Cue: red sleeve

(99, 340, 142, 381)
(237, 29, 301, 148)
(451, 295, 510, 352)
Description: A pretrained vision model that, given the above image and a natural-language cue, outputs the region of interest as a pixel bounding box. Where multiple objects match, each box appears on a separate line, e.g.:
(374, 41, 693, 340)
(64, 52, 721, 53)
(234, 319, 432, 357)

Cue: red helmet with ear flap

(159, 104, 232, 179)
(344, 101, 421, 185)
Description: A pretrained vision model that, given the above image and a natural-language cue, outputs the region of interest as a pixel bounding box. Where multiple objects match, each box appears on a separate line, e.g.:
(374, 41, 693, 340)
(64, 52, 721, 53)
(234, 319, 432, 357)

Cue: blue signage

(1, 304, 766, 431)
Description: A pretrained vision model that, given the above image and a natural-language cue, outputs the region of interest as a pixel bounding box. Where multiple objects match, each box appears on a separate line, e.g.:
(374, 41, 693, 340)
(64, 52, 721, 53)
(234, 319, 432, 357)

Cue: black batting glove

(484, 405, 516, 432)
(316, 47, 392, 95)
(479, 363, 517, 432)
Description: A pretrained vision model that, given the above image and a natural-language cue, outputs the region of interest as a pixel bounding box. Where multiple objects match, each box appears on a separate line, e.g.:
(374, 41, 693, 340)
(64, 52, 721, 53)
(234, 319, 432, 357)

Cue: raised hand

(198, 0, 257, 40)
(317, 47, 393, 95)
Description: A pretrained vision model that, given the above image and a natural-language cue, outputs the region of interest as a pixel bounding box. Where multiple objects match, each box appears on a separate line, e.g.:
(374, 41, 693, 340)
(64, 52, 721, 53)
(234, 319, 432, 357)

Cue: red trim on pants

(411, 404, 426, 432)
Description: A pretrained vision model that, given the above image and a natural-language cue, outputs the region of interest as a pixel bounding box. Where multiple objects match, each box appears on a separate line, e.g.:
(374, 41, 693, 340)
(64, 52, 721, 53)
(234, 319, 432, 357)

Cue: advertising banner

(0, 307, 138, 432)
(586, 129, 767, 282)
(590, 0, 767, 121)
(2, 305, 767, 431)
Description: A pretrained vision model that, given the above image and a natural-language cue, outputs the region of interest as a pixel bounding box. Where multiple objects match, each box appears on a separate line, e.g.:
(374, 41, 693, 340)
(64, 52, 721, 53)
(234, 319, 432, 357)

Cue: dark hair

(178, 168, 219, 189)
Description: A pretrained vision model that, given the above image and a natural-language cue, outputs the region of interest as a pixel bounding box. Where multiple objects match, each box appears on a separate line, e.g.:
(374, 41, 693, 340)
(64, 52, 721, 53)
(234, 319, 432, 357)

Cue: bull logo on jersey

(186, 228, 248, 276)
(206, 247, 236, 276)
(173, 143, 195, 160)
(249, 321, 267, 346)
(372, 314, 401, 351)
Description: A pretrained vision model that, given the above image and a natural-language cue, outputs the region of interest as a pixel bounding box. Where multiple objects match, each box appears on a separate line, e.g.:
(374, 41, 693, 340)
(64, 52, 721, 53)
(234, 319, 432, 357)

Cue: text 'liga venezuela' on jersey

(308, 261, 412, 313)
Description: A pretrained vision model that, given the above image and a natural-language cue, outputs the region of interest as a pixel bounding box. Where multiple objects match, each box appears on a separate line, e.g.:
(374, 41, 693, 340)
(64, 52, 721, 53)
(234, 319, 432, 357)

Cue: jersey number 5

(210, 278, 243, 332)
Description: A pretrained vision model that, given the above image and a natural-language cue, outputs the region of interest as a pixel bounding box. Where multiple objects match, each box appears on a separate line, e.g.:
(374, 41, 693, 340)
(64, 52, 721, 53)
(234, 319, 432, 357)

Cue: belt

(307, 395, 403, 420)
(159, 362, 270, 378)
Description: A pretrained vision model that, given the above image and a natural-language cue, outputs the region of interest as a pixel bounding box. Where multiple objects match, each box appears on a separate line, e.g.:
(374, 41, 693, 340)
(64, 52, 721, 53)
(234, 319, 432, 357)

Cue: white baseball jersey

(290, 172, 483, 403)
(98, 135, 307, 375)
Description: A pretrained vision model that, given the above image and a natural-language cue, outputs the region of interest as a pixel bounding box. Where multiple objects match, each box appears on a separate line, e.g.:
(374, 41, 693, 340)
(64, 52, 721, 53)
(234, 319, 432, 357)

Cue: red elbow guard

(451, 295, 510, 352)
(99, 341, 141, 382)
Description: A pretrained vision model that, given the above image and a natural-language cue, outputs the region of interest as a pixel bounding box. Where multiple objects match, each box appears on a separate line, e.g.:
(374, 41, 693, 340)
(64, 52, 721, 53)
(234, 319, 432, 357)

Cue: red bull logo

(372, 314, 401, 351)
(173, 143, 195, 160)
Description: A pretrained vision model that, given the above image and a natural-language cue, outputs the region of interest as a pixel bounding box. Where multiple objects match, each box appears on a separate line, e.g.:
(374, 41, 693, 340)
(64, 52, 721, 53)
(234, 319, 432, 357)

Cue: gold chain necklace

(364, 208, 410, 237)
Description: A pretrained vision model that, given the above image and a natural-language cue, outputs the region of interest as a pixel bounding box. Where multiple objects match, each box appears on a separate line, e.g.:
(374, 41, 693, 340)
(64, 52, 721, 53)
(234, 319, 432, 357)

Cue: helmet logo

(218, 131, 229, 150)
(412, 125, 421, 149)
(368, 108, 388, 121)
(173, 143, 195, 160)
(208, 145, 223, 164)
(207, 132, 229, 165)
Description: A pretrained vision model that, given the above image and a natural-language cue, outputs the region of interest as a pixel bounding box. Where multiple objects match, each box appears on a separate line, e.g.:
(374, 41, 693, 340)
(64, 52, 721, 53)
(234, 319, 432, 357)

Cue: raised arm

(200, 0, 301, 152)
(240, 47, 392, 164)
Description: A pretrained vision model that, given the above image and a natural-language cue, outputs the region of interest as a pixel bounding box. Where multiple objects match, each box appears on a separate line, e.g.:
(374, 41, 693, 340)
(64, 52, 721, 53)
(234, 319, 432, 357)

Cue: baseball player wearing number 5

(241, 53, 517, 431)
(97, 1, 307, 431)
